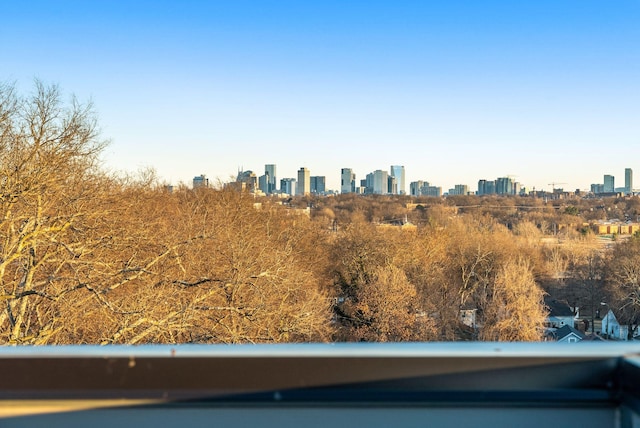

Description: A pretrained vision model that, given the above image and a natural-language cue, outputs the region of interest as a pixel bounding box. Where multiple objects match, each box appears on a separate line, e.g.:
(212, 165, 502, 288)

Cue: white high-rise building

(341, 168, 356, 193)
(625, 168, 633, 194)
(296, 167, 310, 196)
(372, 170, 388, 194)
(390, 165, 405, 195)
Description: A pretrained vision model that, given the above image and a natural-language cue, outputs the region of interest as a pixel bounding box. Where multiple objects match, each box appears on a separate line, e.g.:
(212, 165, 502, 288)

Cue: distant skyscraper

(390, 165, 405, 195)
(625, 168, 633, 194)
(372, 170, 389, 194)
(496, 177, 513, 195)
(410, 181, 424, 196)
(280, 178, 296, 195)
(410, 180, 443, 196)
(591, 183, 604, 194)
(341, 168, 356, 193)
(236, 170, 257, 192)
(409, 180, 429, 196)
(485, 181, 496, 195)
(265, 164, 277, 194)
(388, 176, 397, 195)
(513, 182, 521, 195)
(192, 174, 209, 189)
(423, 185, 442, 197)
(449, 184, 469, 196)
(477, 179, 487, 196)
(604, 174, 615, 193)
(296, 167, 310, 196)
(310, 176, 326, 194)
(258, 174, 269, 193)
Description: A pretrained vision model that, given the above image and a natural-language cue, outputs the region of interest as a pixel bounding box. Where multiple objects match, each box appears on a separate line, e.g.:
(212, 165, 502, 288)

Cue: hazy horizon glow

(3, 1, 639, 192)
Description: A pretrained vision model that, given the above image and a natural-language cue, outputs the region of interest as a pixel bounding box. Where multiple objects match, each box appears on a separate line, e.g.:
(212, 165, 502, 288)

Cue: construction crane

(548, 182, 567, 192)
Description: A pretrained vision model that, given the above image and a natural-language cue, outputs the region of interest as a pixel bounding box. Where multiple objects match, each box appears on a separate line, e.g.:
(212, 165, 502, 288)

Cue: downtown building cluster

(215, 166, 327, 196)
(341, 166, 406, 195)
(590, 168, 633, 195)
(193, 165, 636, 198)
(223, 164, 497, 197)
(210, 165, 411, 196)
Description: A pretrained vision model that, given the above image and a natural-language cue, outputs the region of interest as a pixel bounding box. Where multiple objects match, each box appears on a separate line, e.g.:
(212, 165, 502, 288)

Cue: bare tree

(88, 187, 334, 344)
(606, 236, 640, 338)
(0, 81, 108, 344)
(337, 264, 436, 342)
(330, 221, 437, 341)
(480, 258, 548, 341)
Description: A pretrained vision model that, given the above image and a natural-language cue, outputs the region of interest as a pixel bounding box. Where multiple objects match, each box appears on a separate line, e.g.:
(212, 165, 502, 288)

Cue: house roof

(556, 325, 586, 341)
(603, 308, 619, 321)
(544, 296, 575, 317)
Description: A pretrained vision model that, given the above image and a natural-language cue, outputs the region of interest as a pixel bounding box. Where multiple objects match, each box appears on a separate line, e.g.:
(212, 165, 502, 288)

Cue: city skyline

(221, 163, 636, 196)
(4, 1, 639, 191)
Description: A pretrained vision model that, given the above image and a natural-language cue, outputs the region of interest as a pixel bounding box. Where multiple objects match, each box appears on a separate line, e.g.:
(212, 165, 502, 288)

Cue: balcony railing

(1, 342, 640, 427)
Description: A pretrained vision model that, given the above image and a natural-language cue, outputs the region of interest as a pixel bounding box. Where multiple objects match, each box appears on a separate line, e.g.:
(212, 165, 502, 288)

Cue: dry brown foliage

(5, 81, 617, 344)
(0, 82, 332, 344)
(479, 258, 547, 341)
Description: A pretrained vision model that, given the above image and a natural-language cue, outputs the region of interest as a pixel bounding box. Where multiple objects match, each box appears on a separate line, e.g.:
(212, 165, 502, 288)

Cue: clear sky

(3, 1, 639, 192)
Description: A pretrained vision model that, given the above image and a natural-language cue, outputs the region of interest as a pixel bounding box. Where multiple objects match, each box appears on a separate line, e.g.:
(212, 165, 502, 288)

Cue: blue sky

(3, 1, 639, 192)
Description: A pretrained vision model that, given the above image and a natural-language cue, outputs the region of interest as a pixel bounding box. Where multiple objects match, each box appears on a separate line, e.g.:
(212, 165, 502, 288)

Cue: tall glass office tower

(390, 165, 405, 195)
(265, 164, 277, 194)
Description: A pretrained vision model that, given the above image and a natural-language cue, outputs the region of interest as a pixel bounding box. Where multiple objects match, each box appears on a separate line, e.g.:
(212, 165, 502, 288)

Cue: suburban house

(601, 309, 630, 340)
(545, 297, 576, 329)
(554, 325, 587, 343)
